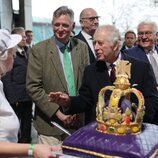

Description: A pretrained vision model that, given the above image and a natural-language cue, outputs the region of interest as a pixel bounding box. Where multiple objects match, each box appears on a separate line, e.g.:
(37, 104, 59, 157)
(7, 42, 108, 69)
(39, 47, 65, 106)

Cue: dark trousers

(11, 101, 33, 143)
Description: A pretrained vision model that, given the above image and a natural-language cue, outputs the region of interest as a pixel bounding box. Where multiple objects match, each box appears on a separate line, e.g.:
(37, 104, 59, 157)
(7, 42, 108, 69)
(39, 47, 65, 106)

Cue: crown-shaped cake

(96, 60, 145, 135)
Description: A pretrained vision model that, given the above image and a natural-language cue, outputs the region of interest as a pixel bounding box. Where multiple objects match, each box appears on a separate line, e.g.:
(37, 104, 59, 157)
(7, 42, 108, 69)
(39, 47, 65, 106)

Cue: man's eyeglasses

(138, 31, 153, 37)
(81, 16, 100, 22)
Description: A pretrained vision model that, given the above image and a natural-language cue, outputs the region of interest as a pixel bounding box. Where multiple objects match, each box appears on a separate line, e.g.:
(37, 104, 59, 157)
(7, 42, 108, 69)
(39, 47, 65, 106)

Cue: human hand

(63, 114, 77, 126)
(62, 114, 83, 129)
(68, 114, 83, 129)
(56, 110, 75, 125)
(33, 144, 61, 158)
(48, 92, 70, 107)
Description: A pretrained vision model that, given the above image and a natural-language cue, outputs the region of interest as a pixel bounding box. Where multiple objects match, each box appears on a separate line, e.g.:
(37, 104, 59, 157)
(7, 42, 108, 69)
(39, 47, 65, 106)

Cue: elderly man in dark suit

(49, 25, 158, 125)
(125, 21, 158, 86)
(75, 8, 99, 64)
(26, 6, 89, 145)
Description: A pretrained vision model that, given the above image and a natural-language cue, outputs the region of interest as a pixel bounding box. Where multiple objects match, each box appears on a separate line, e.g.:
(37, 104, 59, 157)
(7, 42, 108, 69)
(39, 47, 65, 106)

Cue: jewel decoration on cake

(96, 60, 145, 135)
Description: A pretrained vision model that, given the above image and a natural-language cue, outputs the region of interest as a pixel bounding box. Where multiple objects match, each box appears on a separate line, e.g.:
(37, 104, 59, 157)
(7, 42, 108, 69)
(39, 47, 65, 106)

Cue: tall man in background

(75, 8, 99, 63)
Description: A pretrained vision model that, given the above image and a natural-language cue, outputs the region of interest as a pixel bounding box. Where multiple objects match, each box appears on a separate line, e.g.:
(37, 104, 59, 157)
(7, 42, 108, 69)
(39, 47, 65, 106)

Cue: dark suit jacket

(125, 45, 158, 85)
(26, 36, 89, 136)
(75, 32, 96, 64)
(69, 53, 158, 125)
(2, 47, 31, 104)
(125, 45, 158, 63)
(120, 44, 128, 52)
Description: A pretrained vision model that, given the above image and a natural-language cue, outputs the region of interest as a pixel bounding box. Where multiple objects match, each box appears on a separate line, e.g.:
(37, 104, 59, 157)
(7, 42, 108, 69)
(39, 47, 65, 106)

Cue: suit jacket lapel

(137, 46, 150, 62)
(79, 32, 89, 47)
(48, 37, 67, 91)
(78, 32, 95, 63)
(95, 61, 112, 88)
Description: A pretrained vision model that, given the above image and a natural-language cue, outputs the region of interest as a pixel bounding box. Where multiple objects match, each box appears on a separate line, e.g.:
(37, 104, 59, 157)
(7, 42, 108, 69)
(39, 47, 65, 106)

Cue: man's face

(80, 9, 99, 36)
(137, 24, 156, 50)
(26, 32, 33, 44)
(124, 33, 136, 48)
(93, 29, 118, 63)
(53, 15, 74, 44)
(17, 31, 27, 48)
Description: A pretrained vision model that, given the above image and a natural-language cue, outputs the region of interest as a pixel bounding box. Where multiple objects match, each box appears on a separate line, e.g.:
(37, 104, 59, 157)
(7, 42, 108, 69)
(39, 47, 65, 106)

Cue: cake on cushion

(62, 122, 158, 158)
(62, 61, 158, 158)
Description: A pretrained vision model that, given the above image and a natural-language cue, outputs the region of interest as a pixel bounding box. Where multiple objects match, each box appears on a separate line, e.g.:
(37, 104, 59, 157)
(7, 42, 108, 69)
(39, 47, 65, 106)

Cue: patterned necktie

(110, 64, 116, 83)
(63, 46, 76, 96)
(148, 51, 158, 84)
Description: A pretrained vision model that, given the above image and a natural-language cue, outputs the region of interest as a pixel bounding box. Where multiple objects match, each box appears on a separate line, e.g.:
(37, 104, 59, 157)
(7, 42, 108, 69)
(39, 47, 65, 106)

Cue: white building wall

(24, 0, 32, 30)
(0, 0, 32, 30)
(0, 0, 13, 31)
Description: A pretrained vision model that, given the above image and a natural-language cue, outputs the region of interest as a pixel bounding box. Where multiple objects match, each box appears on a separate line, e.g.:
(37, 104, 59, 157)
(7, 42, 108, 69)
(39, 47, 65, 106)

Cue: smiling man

(125, 21, 158, 86)
(26, 6, 89, 145)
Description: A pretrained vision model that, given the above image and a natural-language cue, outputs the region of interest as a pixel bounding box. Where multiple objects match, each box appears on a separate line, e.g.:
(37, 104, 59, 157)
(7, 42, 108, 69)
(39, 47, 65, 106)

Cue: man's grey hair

(52, 6, 74, 23)
(11, 27, 25, 34)
(137, 20, 158, 34)
(98, 25, 122, 49)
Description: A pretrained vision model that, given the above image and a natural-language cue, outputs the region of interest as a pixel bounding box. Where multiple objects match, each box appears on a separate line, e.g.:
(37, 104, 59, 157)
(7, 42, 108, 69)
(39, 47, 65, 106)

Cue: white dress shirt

(81, 31, 96, 58)
(106, 53, 121, 75)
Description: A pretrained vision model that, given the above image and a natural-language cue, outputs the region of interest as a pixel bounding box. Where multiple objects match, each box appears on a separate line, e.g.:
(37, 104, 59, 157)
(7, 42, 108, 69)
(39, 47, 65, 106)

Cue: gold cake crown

(96, 60, 145, 135)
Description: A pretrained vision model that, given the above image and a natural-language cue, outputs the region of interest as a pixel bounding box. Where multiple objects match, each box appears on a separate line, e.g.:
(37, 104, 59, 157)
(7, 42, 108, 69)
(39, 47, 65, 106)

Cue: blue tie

(63, 46, 76, 96)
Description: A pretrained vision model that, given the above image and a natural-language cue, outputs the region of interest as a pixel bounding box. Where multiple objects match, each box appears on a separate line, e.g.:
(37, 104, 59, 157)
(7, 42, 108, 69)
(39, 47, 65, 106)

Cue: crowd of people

(0, 5, 158, 158)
